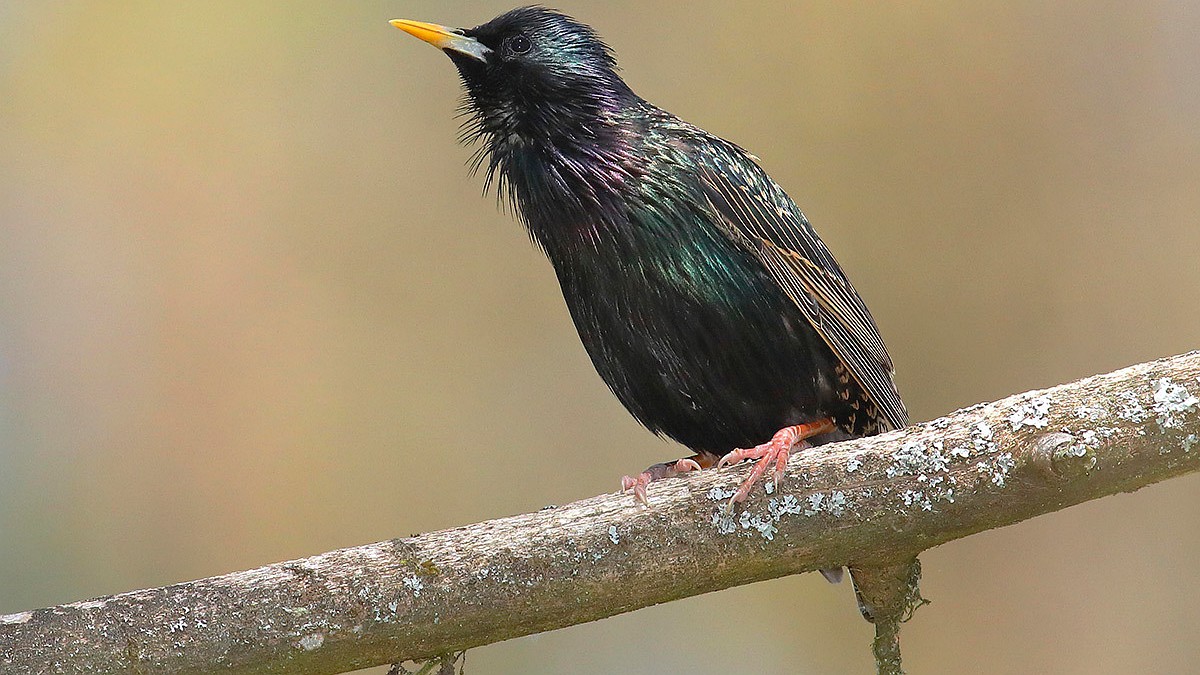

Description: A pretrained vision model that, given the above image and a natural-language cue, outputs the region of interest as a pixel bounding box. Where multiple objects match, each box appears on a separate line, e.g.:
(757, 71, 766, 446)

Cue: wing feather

(695, 140, 908, 430)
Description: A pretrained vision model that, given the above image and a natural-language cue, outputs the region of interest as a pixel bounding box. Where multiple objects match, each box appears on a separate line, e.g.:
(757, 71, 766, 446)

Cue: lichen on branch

(2, 351, 1199, 675)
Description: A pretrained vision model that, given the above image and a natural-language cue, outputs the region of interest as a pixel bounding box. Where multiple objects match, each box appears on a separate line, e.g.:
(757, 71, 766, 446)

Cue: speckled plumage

(408, 7, 907, 457)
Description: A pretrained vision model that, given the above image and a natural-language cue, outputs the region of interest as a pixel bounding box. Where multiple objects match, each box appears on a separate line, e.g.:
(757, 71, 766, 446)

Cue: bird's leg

(621, 451, 720, 505)
(717, 417, 836, 504)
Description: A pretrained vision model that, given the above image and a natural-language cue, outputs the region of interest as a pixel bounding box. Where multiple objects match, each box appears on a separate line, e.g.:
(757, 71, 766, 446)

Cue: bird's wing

(694, 140, 909, 430)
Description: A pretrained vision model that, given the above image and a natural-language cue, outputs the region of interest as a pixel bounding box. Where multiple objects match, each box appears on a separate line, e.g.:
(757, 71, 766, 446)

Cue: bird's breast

(539, 209, 834, 451)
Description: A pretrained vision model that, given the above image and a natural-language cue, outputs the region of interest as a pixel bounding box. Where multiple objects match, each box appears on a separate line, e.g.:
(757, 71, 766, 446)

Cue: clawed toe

(716, 447, 754, 470)
(620, 452, 717, 505)
(620, 472, 652, 505)
(719, 418, 836, 505)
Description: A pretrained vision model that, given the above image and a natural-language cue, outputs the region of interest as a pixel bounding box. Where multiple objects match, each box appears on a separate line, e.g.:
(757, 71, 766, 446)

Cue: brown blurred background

(3, 1, 1200, 673)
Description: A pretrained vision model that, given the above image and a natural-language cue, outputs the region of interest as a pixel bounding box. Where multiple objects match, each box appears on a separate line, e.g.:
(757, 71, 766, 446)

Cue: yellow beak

(389, 19, 492, 62)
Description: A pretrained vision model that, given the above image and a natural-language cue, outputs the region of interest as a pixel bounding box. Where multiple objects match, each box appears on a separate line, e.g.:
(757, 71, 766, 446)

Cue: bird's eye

(508, 34, 532, 55)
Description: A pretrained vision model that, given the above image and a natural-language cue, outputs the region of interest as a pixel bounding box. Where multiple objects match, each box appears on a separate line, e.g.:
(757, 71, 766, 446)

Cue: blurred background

(3, 1, 1200, 672)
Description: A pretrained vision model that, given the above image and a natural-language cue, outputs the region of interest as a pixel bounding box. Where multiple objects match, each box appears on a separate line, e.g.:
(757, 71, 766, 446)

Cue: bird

(390, 7, 907, 511)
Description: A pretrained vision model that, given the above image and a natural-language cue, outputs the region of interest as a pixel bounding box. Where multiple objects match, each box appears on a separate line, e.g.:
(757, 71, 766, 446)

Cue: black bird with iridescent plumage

(391, 7, 907, 507)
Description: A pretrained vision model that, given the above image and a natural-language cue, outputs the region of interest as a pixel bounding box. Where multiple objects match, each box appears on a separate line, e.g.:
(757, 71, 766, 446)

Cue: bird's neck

(492, 104, 644, 246)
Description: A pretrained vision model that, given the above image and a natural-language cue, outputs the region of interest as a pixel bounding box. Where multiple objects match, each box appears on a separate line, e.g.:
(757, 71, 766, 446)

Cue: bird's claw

(620, 472, 652, 505)
(621, 454, 711, 505)
(718, 419, 836, 505)
(718, 427, 801, 504)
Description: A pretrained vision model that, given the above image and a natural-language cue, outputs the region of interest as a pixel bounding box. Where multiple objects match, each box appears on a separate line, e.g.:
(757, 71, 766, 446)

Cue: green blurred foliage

(2, 2, 1199, 673)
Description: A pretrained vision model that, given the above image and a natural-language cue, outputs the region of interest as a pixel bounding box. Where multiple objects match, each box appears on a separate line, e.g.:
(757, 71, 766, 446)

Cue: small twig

(850, 559, 926, 675)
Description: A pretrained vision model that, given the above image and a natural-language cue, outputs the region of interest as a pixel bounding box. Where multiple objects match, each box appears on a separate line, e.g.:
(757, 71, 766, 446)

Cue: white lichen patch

(936, 478, 955, 499)
(1152, 378, 1199, 430)
(1009, 395, 1052, 431)
(877, 438, 959, 511)
(712, 488, 855, 541)
(902, 473, 956, 509)
(977, 452, 1016, 487)
(607, 525, 620, 545)
(1075, 404, 1106, 421)
(403, 575, 423, 597)
(711, 510, 738, 535)
(706, 486, 738, 501)
(1079, 430, 1099, 447)
(887, 439, 949, 479)
(739, 510, 778, 540)
(1117, 392, 1148, 423)
(846, 456, 862, 473)
(297, 632, 325, 651)
(902, 489, 932, 511)
(995, 452, 1016, 479)
(972, 421, 996, 455)
(1184, 434, 1199, 453)
(826, 491, 848, 516)
(1079, 426, 1118, 448)
(886, 440, 921, 477)
(770, 494, 804, 520)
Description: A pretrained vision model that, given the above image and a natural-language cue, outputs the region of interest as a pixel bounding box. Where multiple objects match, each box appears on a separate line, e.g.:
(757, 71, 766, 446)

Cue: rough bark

(3, 351, 1199, 675)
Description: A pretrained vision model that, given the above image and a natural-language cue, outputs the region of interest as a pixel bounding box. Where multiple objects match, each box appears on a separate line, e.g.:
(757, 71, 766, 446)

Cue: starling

(391, 7, 907, 508)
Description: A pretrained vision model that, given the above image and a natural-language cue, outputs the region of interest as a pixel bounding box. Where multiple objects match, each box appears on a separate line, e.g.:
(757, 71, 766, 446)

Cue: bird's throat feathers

(458, 87, 643, 244)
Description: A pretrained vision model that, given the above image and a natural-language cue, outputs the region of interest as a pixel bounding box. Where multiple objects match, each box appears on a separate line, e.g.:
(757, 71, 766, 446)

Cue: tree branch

(4, 351, 1200, 675)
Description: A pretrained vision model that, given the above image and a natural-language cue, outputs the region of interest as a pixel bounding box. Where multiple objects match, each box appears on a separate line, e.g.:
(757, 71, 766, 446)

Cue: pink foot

(717, 418, 836, 504)
(621, 455, 711, 505)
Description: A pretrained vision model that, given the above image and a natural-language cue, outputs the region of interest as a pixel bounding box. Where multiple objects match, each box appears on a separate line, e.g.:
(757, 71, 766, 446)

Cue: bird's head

(391, 7, 632, 151)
